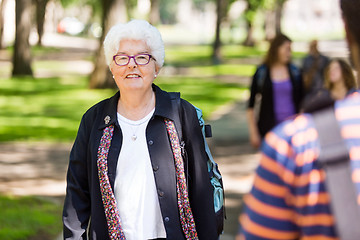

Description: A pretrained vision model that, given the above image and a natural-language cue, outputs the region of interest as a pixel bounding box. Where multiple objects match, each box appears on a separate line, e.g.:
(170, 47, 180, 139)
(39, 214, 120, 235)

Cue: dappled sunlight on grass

(0, 44, 258, 142)
(187, 64, 256, 77)
(0, 77, 116, 142)
(0, 195, 62, 240)
(156, 76, 248, 118)
(0, 75, 247, 142)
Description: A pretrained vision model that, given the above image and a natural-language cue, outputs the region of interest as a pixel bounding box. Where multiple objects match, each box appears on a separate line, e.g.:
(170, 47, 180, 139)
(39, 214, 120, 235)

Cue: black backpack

(169, 92, 225, 235)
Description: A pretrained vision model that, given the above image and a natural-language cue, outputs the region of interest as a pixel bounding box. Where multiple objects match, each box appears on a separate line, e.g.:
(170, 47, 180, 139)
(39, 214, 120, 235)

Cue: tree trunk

(275, 2, 283, 35)
(264, 10, 275, 41)
(212, 0, 223, 64)
(149, 0, 160, 25)
(89, 0, 127, 89)
(35, 0, 48, 46)
(12, 0, 33, 77)
(243, 18, 255, 46)
(0, 0, 8, 49)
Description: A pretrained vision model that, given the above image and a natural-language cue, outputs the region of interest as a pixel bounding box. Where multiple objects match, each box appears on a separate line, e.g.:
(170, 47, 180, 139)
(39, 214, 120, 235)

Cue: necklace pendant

(131, 135, 137, 141)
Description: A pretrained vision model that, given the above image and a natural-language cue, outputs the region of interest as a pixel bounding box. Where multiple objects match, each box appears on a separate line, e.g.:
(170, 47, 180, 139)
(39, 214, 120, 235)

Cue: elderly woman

(62, 20, 219, 240)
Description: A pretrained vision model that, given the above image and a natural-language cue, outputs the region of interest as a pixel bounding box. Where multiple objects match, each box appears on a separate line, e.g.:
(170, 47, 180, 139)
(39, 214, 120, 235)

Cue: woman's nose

(127, 57, 137, 68)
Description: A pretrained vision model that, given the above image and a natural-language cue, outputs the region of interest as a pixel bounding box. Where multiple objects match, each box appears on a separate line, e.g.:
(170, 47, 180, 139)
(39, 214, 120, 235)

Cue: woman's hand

(235, 233, 245, 240)
(249, 130, 261, 149)
(246, 109, 261, 149)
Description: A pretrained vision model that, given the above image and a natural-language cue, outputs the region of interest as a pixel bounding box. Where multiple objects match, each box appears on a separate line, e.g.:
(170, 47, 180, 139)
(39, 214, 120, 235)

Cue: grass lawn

(0, 75, 248, 142)
(0, 195, 62, 240)
(0, 44, 257, 142)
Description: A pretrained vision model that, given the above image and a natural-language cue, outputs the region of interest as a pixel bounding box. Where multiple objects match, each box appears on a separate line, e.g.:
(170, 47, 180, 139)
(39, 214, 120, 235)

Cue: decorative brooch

(104, 115, 111, 124)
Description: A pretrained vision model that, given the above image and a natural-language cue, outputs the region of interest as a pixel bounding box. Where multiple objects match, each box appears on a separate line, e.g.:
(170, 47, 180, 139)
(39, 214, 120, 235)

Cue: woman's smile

(125, 73, 141, 79)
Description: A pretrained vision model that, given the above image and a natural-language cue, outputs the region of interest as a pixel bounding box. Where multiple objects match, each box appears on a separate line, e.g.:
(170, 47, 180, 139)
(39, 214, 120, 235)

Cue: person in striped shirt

(237, 0, 360, 239)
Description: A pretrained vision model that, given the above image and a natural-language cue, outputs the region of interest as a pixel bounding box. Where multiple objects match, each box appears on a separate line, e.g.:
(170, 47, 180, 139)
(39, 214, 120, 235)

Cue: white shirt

(114, 109, 166, 240)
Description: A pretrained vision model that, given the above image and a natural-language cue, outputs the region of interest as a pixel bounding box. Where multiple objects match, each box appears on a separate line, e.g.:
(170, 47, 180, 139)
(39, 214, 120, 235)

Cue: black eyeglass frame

(112, 53, 154, 66)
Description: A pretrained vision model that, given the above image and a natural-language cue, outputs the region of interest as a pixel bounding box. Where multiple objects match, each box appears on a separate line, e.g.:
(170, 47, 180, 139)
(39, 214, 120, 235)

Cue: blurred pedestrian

(63, 19, 219, 240)
(323, 58, 357, 100)
(302, 40, 330, 94)
(247, 34, 303, 148)
(237, 0, 360, 239)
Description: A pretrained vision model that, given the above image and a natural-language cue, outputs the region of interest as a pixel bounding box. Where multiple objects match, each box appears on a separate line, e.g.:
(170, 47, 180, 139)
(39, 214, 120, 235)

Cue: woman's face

(277, 41, 292, 64)
(110, 39, 159, 92)
(328, 61, 343, 83)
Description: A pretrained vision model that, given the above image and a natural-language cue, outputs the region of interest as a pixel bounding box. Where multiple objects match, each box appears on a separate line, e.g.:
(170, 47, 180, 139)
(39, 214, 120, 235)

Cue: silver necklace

(128, 109, 154, 141)
(118, 94, 155, 141)
(130, 124, 140, 141)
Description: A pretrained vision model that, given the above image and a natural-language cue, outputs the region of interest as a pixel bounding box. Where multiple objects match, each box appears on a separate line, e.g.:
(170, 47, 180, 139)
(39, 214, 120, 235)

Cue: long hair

(324, 58, 356, 90)
(263, 34, 292, 67)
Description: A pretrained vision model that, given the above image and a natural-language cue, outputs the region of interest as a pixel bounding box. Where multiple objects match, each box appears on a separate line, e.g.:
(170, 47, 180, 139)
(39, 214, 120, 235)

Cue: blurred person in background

(62, 19, 219, 240)
(323, 58, 357, 100)
(247, 34, 303, 148)
(302, 58, 356, 112)
(237, 0, 360, 239)
(302, 40, 330, 95)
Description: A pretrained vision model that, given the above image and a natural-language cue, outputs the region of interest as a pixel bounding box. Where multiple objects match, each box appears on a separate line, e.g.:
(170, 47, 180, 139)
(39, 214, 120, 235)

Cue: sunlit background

(0, 0, 349, 239)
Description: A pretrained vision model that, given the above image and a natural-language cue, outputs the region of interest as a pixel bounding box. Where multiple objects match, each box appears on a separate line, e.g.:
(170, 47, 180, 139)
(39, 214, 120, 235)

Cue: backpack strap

(168, 92, 182, 141)
(312, 107, 360, 239)
(168, 92, 225, 234)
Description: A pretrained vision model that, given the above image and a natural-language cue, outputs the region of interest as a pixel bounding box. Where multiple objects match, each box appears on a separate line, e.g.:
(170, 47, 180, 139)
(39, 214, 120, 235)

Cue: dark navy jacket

(248, 64, 303, 137)
(63, 84, 218, 239)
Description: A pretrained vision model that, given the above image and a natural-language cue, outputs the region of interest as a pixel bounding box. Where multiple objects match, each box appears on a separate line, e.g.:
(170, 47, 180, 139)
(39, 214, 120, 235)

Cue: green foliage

(244, 0, 266, 22)
(160, 0, 179, 24)
(263, 0, 288, 10)
(125, 0, 137, 10)
(59, 0, 102, 17)
(0, 195, 62, 240)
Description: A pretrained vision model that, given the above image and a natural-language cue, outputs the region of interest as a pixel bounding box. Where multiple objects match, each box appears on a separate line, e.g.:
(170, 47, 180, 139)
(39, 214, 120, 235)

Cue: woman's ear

(155, 66, 160, 78)
(109, 61, 114, 73)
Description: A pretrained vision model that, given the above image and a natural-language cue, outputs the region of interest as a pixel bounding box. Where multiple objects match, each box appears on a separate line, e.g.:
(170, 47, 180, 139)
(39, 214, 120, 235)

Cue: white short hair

(103, 19, 165, 69)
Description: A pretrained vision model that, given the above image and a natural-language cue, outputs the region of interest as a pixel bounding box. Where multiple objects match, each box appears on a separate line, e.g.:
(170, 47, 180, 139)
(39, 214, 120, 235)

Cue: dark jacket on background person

(248, 64, 303, 137)
(302, 54, 330, 94)
(63, 84, 218, 240)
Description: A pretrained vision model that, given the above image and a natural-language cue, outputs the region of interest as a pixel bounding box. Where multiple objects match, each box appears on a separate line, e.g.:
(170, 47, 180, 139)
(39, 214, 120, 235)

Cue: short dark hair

(263, 34, 292, 67)
(341, 0, 360, 45)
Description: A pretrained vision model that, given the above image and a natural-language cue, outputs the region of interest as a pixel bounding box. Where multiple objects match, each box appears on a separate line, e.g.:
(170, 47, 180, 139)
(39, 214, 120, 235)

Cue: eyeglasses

(113, 54, 154, 66)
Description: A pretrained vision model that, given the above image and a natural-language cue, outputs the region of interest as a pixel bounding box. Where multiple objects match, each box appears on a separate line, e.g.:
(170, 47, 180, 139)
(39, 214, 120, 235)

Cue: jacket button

(164, 217, 170, 222)
(153, 165, 159, 171)
(148, 140, 154, 145)
(158, 190, 164, 197)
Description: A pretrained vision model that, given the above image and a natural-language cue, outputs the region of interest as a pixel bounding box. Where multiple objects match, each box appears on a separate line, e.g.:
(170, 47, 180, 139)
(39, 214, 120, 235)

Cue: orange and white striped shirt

(240, 91, 360, 240)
